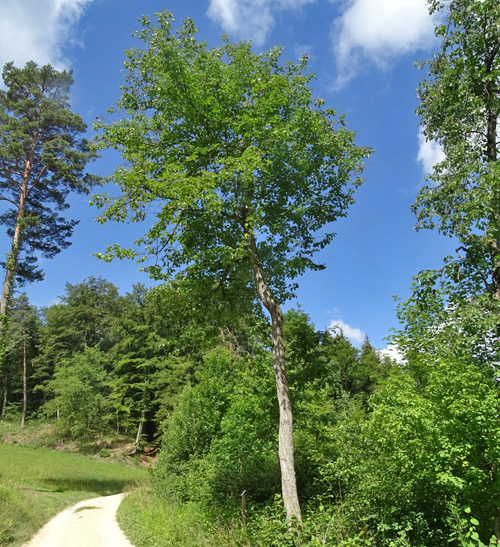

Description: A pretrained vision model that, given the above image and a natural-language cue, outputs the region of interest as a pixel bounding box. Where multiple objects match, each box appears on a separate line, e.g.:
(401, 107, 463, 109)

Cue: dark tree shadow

(41, 478, 132, 496)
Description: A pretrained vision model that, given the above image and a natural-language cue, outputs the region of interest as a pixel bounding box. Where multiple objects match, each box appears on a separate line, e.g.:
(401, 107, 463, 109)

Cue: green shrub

(152, 348, 279, 508)
(332, 360, 500, 546)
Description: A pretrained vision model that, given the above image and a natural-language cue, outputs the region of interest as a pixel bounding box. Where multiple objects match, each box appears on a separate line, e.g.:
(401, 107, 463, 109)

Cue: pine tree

(0, 61, 100, 329)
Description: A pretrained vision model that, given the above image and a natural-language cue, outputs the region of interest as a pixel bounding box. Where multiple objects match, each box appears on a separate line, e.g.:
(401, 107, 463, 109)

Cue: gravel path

(22, 493, 134, 547)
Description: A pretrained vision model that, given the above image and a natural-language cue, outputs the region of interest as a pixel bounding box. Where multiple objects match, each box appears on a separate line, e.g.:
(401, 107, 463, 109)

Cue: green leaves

(93, 11, 370, 302)
(413, 0, 500, 297)
(333, 358, 500, 545)
(397, 0, 500, 371)
(0, 61, 101, 286)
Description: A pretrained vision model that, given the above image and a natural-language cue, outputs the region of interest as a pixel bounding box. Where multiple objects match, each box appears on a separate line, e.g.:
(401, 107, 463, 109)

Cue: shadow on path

(41, 477, 131, 496)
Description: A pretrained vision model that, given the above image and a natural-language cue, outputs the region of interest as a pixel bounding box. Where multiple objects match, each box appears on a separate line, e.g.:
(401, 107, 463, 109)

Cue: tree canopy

(93, 12, 370, 520)
(396, 0, 500, 366)
(0, 61, 100, 326)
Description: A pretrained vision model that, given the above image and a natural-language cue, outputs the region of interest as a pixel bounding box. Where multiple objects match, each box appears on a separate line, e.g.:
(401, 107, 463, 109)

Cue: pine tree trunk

(0, 190, 27, 321)
(246, 229, 302, 522)
(0, 130, 36, 328)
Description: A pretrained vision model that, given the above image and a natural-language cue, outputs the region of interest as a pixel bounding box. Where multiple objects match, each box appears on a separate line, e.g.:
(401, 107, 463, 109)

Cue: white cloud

(417, 129, 445, 175)
(332, 0, 436, 86)
(0, 0, 94, 70)
(328, 319, 365, 345)
(207, 0, 316, 46)
(377, 344, 404, 363)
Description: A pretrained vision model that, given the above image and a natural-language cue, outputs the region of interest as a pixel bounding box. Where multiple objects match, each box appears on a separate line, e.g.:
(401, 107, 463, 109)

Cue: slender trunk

(487, 106, 500, 299)
(484, 49, 500, 299)
(0, 128, 37, 328)
(21, 333, 27, 428)
(135, 411, 145, 447)
(245, 229, 302, 521)
(1, 368, 7, 420)
(0, 187, 28, 324)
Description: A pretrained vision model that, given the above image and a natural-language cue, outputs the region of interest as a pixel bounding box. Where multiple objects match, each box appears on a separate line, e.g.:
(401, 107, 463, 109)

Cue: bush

(152, 347, 278, 509)
(332, 360, 500, 546)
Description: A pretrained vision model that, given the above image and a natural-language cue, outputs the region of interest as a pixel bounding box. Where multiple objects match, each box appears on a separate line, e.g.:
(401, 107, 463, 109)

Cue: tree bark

(0, 185, 27, 323)
(245, 228, 302, 521)
(0, 126, 38, 328)
(21, 331, 27, 429)
(1, 367, 7, 420)
(135, 410, 145, 447)
(484, 46, 500, 300)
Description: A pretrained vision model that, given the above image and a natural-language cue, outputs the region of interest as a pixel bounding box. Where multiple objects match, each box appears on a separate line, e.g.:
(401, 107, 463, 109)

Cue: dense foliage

(93, 10, 370, 520)
(3, 1, 500, 545)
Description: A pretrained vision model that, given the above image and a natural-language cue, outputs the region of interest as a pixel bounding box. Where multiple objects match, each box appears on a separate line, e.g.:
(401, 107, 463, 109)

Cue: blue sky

(0, 0, 454, 351)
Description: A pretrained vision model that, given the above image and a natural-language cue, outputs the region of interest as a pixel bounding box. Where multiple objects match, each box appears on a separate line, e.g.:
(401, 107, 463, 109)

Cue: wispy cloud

(331, 0, 436, 86)
(0, 0, 95, 70)
(328, 319, 365, 346)
(417, 129, 446, 176)
(207, 0, 316, 46)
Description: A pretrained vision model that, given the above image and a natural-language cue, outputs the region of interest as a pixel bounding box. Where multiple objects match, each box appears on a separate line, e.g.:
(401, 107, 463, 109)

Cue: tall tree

(93, 12, 370, 520)
(0, 61, 99, 326)
(396, 0, 500, 364)
(1, 293, 40, 422)
(33, 277, 122, 401)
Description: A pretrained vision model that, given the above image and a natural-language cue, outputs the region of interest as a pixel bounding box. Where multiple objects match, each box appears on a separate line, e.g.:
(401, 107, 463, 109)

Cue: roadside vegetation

(1, 0, 500, 546)
(0, 420, 144, 546)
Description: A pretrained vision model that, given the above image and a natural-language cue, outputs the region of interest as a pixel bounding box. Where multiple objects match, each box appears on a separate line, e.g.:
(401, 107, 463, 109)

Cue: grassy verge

(117, 482, 379, 547)
(0, 442, 144, 546)
(117, 484, 250, 547)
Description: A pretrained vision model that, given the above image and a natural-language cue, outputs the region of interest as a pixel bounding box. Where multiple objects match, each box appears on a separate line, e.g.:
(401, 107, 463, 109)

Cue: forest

(1, 0, 500, 545)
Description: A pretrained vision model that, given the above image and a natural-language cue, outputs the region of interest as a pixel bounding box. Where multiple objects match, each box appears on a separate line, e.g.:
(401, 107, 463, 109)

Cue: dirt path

(22, 493, 134, 547)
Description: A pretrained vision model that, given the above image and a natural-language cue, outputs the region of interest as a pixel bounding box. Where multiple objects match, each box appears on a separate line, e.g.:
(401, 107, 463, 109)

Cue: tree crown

(93, 12, 370, 301)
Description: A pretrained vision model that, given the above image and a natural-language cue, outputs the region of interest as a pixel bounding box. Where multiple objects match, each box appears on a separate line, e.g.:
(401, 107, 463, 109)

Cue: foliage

(44, 347, 111, 440)
(333, 359, 500, 546)
(152, 347, 278, 507)
(33, 276, 122, 395)
(152, 311, 394, 513)
(93, 12, 369, 301)
(415, 0, 500, 270)
(1, 293, 40, 419)
(396, 0, 500, 362)
(0, 61, 99, 318)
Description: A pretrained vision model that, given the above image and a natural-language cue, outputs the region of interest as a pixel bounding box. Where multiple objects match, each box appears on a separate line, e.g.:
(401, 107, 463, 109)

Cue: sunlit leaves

(93, 11, 370, 302)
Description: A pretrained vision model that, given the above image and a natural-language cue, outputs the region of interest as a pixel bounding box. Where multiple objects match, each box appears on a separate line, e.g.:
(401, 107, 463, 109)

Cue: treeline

(7, 276, 500, 545)
(1, 276, 391, 446)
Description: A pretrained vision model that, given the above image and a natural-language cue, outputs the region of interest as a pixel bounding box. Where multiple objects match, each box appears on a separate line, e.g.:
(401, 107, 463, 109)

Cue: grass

(117, 484, 249, 547)
(0, 436, 145, 546)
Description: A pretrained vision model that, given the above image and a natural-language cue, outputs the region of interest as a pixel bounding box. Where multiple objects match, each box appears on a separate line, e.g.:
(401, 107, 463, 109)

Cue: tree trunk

(1, 367, 7, 420)
(0, 185, 28, 322)
(245, 229, 302, 521)
(484, 51, 500, 300)
(135, 410, 145, 447)
(21, 333, 27, 428)
(0, 127, 37, 329)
